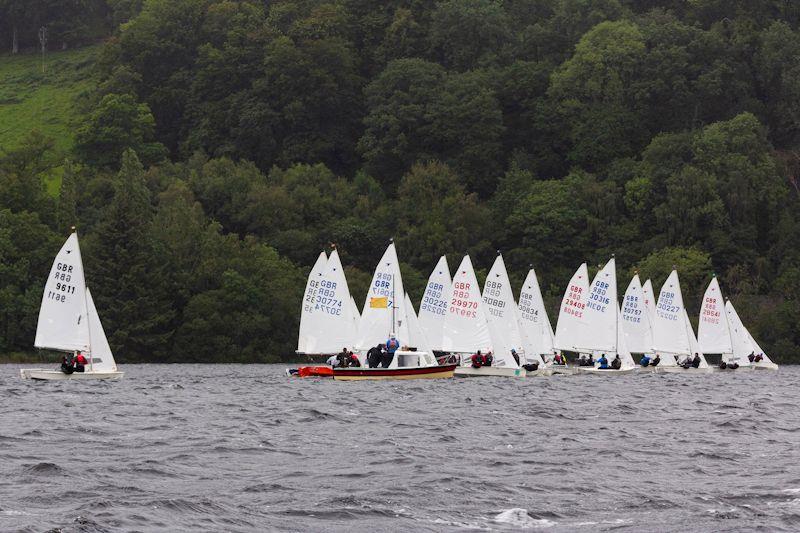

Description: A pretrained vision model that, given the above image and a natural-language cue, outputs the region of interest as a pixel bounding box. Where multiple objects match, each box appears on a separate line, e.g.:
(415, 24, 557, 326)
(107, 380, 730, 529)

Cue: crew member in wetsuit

(383, 334, 400, 368)
(61, 353, 75, 374)
(748, 351, 755, 363)
(553, 352, 565, 365)
(484, 351, 493, 367)
(471, 350, 484, 368)
(691, 353, 701, 368)
(366, 344, 384, 368)
(597, 354, 609, 369)
(348, 351, 361, 367)
(336, 348, 350, 368)
(651, 354, 661, 367)
(587, 354, 595, 366)
(680, 356, 692, 369)
(754, 353, 764, 363)
(610, 354, 621, 370)
(510, 349, 520, 366)
(74, 351, 88, 372)
(639, 354, 651, 367)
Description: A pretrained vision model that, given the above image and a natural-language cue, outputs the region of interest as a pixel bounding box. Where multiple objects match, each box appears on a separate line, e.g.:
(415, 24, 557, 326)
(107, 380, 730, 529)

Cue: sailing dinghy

(570, 258, 636, 374)
(650, 270, 710, 373)
(335, 242, 455, 380)
(21, 231, 123, 380)
(517, 267, 558, 376)
(620, 273, 655, 371)
(418, 255, 451, 354)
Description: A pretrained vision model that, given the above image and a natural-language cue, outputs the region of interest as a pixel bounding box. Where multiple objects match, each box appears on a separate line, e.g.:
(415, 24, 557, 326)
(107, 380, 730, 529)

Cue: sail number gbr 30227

(47, 262, 76, 302)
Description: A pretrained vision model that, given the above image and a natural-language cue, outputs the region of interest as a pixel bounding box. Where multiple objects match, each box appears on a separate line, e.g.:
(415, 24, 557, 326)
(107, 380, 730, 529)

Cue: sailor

(510, 348, 520, 366)
(326, 354, 339, 367)
(747, 352, 755, 363)
(553, 352, 564, 365)
(610, 354, 621, 370)
(587, 353, 595, 366)
(484, 351, 494, 367)
(60, 353, 75, 374)
(74, 351, 88, 372)
(577, 354, 587, 366)
(680, 356, 692, 369)
(597, 354, 609, 369)
(691, 353, 701, 368)
(366, 344, 383, 368)
(639, 354, 651, 367)
(336, 348, 350, 368)
(754, 353, 764, 363)
(381, 335, 399, 368)
(719, 360, 727, 370)
(471, 350, 484, 368)
(651, 353, 661, 367)
(348, 351, 361, 367)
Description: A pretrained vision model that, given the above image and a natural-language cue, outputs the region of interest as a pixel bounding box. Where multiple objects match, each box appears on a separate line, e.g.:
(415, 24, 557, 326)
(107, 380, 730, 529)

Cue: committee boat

(334, 241, 453, 380)
(21, 231, 123, 381)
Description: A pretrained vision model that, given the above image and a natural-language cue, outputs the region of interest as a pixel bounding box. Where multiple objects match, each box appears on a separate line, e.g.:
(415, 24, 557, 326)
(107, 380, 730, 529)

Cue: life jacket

(387, 339, 399, 352)
(75, 354, 87, 365)
(471, 353, 483, 368)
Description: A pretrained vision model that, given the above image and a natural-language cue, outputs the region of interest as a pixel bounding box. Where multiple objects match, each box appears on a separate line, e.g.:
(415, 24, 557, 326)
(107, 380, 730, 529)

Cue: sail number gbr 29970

(47, 262, 76, 302)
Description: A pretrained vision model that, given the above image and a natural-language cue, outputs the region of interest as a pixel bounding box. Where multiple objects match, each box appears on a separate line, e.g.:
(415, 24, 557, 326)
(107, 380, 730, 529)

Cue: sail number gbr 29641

(47, 262, 76, 302)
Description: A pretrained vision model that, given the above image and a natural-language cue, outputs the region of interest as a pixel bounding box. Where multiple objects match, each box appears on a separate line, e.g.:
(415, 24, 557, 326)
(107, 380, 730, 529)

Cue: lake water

(1, 364, 799, 532)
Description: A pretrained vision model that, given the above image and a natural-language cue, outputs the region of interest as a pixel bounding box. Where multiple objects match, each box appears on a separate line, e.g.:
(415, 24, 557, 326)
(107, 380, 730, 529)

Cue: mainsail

(482, 254, 523, 368)
(418, 255, 451, 351)
(34, 232, 90, 352)
(725, 300, 754, 365)
(582, 258, 618, 354)
(620, 274, 653, 354)
(297, 251, 327, 353)
(652, 270, 690, 365)
(697, 276, 732, 356)
(517, 268, 552, 365)
(441, 255, 491, 353)
(554, 263, 591, 352)
(356, 242, 410, 350)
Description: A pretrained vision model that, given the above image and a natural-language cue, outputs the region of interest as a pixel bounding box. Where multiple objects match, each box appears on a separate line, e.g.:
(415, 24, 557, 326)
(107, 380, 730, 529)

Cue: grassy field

(0, 46, 99, 194)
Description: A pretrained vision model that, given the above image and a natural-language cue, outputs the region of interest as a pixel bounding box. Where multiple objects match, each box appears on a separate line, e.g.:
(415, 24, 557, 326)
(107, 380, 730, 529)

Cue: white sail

(404, 293, 437, 366)
(297, 251, 328, 353)
(35, 232, 90, 352)
(349, 296, 360, 329)
(482, 254, 523, 368)
(616, 302, 635, 369)
(620, 274, 653, 354)
(683, 309, 709, 368)
(583, 258, 618, 354)
(356, 243, 410, 351)
(652, 270, 690, 365)
(697, 276, 732, 356)
(303, 249, 356, 354)
(725, 300, 754, 365)
(85, 288, 117, 372)
(442, 255, 492, 353)
(748, 331, 774, 365)
(517, 268, 550, 364)
(418, 256, 451, 351)
(642, 279, 657, 323)
(554, 263, 591, 352)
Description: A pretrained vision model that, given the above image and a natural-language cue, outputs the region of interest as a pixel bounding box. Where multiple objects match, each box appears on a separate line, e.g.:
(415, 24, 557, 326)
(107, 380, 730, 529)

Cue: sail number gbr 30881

(47, 262, 76, 302)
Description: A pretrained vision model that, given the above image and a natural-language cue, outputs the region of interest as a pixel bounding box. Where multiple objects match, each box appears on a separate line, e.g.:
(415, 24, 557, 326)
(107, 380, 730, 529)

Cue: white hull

(575, 366, 637, 375)
(753, 363, 778, 371)
(20, 369, 124, 381)
(636, 366, 657, 373)
(454, 366, 526, 378)
(712, 365, 755, 373)
(655, 366, 713, 374)
(546, 364, 574, 375)
(524, 367, 553, 377)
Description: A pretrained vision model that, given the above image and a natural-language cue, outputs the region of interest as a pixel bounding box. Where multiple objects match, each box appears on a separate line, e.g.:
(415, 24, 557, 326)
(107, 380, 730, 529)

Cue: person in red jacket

(74, 351, 88, 372)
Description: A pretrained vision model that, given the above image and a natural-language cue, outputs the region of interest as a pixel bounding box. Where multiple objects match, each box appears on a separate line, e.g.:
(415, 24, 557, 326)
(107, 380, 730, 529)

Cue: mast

(613, 255, 617, 356)
(390, 238, 396, 337)
(75, 227, 94, 373)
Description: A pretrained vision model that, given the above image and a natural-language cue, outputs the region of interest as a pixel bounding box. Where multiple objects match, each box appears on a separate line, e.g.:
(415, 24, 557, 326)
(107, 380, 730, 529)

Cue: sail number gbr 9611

(450, 281, 478, 318)
(47, 262, 76, 302)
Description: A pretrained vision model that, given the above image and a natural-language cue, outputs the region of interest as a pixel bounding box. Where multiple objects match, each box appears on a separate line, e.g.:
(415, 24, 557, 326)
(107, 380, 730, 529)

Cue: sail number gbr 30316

(47, 262, 76, 302)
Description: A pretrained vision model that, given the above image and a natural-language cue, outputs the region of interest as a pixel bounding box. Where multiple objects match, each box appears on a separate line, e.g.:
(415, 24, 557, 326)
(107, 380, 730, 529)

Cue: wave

(494, 508, 555, 529)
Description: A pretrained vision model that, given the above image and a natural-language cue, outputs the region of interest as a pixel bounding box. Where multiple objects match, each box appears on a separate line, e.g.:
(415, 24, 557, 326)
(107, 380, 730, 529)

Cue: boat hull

(547, 364, 574, 376)
(575, 366, 637, 375)
(20, 369, 123, 380)
(655, 366, 714, 374)
(712, 365, 755, 372)
(333, 364, 457, 381)
(454, 366, 526, 378)
(753, 363, 778, 371)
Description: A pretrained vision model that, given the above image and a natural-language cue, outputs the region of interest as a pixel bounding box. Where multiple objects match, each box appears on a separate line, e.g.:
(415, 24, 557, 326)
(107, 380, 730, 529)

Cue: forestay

(697, 276, 732, 356)
(86, 288, 117, 372)
(620, 274, 653, 354)
(303, 249, 356, 354)
(725, 300, 754, 365)
(482, 254, 523, 368)
(652, 270, 690, 365)
(554, 263, 591, 353)
(442, 255, 491, 354)
(418, 256, 451, 351)
(297, 251, 327, 353)
(582, 258, 617, 354)
(517, 268, 551, 364)
(356, 243, 410, 351)
(35, 232, 90, 353)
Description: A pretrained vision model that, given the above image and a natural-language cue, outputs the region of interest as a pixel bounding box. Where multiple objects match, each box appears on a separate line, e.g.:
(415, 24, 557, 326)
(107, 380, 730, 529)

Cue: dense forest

(1, 0, 798, 363)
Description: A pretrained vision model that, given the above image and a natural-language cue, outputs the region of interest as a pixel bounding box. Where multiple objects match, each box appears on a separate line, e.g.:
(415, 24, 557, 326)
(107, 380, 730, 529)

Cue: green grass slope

(0, 46, 98, 188)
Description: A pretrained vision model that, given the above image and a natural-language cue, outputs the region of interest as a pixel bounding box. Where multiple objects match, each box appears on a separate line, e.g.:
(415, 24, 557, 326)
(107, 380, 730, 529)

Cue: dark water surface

(1, 364, 799, 532)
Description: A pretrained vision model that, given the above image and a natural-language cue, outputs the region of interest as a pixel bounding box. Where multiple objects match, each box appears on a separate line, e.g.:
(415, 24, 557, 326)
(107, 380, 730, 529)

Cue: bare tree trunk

(12, 26, 18, 54)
